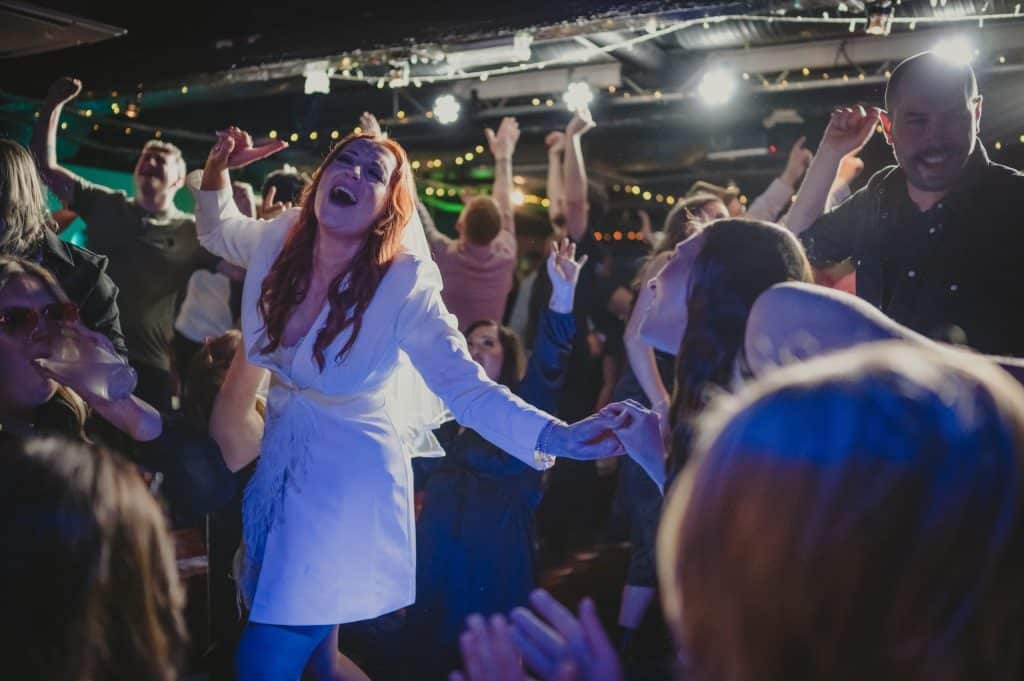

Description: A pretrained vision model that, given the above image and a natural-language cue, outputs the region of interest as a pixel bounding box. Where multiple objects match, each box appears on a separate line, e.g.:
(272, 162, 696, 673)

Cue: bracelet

(532, 420, 564, 470)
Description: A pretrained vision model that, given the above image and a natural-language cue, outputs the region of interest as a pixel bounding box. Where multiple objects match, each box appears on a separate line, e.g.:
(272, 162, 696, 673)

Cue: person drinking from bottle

(0, 256, 160, 443)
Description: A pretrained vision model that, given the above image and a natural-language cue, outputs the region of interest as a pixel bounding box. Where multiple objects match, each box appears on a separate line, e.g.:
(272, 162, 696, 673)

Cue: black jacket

(35, 229, 128, 358)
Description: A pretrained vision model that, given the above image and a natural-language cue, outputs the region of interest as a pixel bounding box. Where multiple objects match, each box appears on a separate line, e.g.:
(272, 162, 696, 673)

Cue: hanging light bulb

(697, 68, 738, 106)
(432, 95, 461, 125)
(562, 81, 594, 112)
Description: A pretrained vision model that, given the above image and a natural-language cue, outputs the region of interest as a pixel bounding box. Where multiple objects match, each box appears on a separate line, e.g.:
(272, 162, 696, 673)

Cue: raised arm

(747, 136, 812, 222)
(31, 77, 88, 204)
(518, 240, 584, 411)
(485, 117, 520, 236)
(210, 345, 268, 472)
(786, 107, 879, 235)
(563, 107, 596, 241)
(545, 131, 567, 228)
(191, 127, 292, 266)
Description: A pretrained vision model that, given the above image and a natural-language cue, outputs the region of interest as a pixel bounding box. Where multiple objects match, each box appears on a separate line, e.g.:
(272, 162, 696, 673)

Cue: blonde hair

(0, 139, 56, 256)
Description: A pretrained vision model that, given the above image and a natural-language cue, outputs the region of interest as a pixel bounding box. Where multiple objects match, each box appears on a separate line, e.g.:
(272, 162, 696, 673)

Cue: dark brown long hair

(464, 319, 527, 389)
(0, 436, 187, 681)
(660, 344, 1024, 681)
(668, 219, 812, 471)
(258, 134, 413, 370)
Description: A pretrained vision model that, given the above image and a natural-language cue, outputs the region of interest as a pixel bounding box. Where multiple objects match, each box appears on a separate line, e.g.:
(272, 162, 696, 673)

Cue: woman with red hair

(191, 128, 623, 679)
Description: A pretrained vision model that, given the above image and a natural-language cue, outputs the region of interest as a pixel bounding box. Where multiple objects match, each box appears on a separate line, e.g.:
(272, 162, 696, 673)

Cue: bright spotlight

(511, 190, 525, 206)
(697, 68, 738, 107)
(433, 95, 461, 125)
(933, 35, 975, 65)
(562, 81, 594, 112)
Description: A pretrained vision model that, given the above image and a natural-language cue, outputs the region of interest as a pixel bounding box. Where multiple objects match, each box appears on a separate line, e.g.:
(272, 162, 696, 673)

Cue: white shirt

(188, 171, 554, 625)
(174, 270, 234, 343)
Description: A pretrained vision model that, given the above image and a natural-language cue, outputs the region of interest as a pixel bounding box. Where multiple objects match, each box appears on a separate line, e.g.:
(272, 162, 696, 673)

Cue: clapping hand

(546, 238, 588, 314)
(820, 106, 881, 159)
(509, 590, 623, 681)
(485, 117, 521, 160)
(207, 126, 288, 173)
(566, 107, 595, 138)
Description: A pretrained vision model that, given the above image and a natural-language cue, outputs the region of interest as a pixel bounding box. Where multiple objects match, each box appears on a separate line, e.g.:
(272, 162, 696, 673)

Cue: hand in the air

(207, 126, 288, 173)
(360, 111, 384, 138)
(545, 131, 567, 155)
(546, 238, 588, 313)
(780, 136, 814, 188)
(820, 106, 881, 159)
(566, 107, 595, 138)
(259, 185, 294, 219)
(45, 77, 82, 106)
(484, 117, 520, 160)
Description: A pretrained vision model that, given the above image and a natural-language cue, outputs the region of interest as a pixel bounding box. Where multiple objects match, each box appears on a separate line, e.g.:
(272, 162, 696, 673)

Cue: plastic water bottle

(38, 333, 137, 401)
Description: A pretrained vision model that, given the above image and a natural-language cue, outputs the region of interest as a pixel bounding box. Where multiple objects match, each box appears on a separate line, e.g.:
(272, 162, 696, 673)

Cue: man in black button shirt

(33, 77, 220, 410)
(786, 51, 1024, 356)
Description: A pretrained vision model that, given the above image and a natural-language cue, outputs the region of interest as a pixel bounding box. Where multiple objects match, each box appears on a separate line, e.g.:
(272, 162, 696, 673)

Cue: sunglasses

(0, 302, 80, 336)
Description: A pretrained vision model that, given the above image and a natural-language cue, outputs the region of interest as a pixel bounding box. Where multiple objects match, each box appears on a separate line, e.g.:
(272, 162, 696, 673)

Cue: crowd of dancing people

(2, 49, 1024, 681)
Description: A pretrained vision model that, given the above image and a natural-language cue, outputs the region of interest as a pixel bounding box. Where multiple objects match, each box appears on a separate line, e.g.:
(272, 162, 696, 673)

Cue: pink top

(429, 230, 518, 331)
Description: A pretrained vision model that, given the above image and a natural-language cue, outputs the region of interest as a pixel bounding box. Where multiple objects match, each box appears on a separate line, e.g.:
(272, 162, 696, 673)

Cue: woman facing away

(0, 437, 187, 681)
(191, 127, 627, 679)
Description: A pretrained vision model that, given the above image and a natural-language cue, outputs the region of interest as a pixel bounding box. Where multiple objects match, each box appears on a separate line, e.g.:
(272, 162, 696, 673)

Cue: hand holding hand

(207, 126, 288, 173)
(360, 111, 384, 138)
(543, 412, 627, 461)
(780, 136, 814, 188)
(820, 106, 881, 159)
(566, 107, 595, 138)
(509, 590, 623, 681)
(600, 400, 667, 490)
(485, 117, 520, 160)
(547, 238, 588, 313)
(46, 77, 82, 106)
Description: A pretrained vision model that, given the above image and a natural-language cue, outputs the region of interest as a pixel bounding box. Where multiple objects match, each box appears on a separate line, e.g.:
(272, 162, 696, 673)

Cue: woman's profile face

(0, 275, 60, 413)
(313, 138, 398, 238)
(640, 229, 708, 354)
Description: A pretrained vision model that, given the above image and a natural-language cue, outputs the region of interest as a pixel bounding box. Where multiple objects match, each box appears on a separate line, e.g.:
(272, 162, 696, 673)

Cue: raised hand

(546, 238, 588, 313)
(207, 126, 288, 173)
(360, 111, 384, 138)
(637, 210, 655, 246)
(820, 106, 881, 159)
(566, 107, 595, 138)
(484, 117, 520, 160)
(509, 590, 623, 681)
(545, 131, 567, 155)
(781, 136, 814, 188)
(837, 152, 865, 186)
(258, 185, 293, 219)
(45, 77, 82, 106)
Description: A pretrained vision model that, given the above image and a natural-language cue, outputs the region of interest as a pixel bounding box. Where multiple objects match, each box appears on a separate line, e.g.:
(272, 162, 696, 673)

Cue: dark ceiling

(3, 0, 1024, 223)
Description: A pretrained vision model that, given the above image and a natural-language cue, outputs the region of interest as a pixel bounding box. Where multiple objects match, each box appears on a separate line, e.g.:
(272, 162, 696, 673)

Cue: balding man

(785, 51, 1024, 356)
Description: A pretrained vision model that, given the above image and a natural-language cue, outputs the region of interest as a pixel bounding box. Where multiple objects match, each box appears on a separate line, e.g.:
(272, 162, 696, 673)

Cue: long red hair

(258, 133, 413, 370)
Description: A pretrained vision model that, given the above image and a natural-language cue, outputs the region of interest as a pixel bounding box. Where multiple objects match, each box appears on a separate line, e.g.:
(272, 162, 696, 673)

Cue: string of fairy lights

(22, 8, 1024, 214)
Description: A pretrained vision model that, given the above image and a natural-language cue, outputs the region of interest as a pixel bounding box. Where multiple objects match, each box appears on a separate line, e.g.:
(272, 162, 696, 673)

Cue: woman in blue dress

(406, 239, 584, 678)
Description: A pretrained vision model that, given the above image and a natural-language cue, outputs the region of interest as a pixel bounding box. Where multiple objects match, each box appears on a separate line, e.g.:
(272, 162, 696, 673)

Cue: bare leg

(303, 625, 372, 681)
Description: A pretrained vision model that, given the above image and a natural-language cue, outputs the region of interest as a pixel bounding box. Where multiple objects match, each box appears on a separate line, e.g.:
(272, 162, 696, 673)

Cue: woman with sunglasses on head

(190, 126, 626, 680)
(0, 256, 159, 443)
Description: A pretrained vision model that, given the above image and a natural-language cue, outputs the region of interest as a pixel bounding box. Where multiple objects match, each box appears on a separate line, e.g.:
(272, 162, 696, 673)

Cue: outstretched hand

(820, 106, 881, 159)
(207, 126, 288, 173)
(45, 77, 82, 106)
(485, 117, 520, 160)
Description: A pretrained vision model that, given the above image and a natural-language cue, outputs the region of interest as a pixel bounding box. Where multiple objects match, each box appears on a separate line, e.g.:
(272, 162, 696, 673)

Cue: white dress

(188, 173, 556, 626)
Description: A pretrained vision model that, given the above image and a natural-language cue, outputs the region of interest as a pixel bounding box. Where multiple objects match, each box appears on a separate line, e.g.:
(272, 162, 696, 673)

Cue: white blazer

(188, 172, 554, 625)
